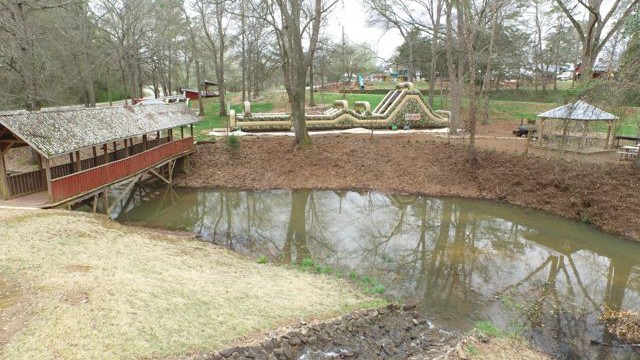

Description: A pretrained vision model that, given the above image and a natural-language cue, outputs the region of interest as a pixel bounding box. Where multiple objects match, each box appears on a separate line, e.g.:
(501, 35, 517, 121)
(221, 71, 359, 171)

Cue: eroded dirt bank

(175, 135, 640, 241)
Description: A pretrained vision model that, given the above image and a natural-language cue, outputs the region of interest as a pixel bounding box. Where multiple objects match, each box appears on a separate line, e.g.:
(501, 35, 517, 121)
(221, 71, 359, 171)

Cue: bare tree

(554, 0, 640, 79)
(251, 0, 336, 145)
(194, 0, 230, 116)
(443, 0, 462, 136)
(364, 0, 418, 82)
(0, 0, 71, 110)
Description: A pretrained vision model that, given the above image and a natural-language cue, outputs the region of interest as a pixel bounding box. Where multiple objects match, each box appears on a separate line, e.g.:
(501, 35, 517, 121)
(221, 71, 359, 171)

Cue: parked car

(556, 71, 574, 81)
(135, 99, 166, 105)
(513, 124, 537, 138)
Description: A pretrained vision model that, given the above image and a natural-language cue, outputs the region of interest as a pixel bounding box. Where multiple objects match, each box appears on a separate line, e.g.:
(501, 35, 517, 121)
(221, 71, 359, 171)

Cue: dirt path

(176, 134, 640, 242)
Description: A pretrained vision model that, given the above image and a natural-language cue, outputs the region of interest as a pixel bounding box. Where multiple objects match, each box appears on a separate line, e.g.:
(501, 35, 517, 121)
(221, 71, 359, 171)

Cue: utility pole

(107, 66, 112, 106)
(241, 0, 246, 103)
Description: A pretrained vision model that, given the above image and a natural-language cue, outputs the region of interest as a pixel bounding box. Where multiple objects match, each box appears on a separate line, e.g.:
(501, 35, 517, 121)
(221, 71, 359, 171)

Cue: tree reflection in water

(115, 188, 640, 360)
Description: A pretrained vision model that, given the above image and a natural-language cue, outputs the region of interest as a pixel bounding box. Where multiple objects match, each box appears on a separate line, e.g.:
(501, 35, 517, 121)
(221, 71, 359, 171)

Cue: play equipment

(229, 82, 450, 131)
(357, 73, 365, 91)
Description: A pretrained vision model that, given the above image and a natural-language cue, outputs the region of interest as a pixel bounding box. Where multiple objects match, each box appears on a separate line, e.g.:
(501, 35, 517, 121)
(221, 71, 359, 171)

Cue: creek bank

(0, 209, 376, 360)
(175, 135, 640, 241)
(187, 304, 551, 360)
(188, 304, 458, 360)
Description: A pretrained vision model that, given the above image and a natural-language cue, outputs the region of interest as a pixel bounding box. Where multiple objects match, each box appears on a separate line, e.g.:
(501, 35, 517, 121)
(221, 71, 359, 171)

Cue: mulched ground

(175, 134, 640, 242)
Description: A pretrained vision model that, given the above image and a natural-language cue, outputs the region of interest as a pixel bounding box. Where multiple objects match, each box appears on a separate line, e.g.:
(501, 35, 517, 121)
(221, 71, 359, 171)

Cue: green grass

(312, 92, 386, 110)
(296, 257, 387, 295)
(188, 90, 640, 140)
(474, 321, 502, 337)
(487, 89, 568, 103)
(190, 95, 275, 141)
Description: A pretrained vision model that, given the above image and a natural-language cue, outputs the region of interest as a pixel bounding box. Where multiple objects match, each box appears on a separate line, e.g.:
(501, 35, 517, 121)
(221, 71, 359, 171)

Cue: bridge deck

(0, 191, 50, 209)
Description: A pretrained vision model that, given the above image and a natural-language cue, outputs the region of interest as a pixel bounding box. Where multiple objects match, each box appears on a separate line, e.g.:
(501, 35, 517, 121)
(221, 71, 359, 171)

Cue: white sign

(404, 113, 421, 121)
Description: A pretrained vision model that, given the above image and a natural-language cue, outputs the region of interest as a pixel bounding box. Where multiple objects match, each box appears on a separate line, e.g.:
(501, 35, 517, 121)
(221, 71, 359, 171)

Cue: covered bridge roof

(537, 100, 618, 121)
(0, 104, 198, 159)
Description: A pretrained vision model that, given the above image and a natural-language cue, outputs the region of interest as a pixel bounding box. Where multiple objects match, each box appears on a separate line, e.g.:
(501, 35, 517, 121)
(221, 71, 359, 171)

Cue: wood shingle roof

(0, 104, 198, 159)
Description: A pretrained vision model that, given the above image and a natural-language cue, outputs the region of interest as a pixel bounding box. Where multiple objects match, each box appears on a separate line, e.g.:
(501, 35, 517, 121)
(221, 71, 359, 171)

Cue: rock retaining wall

(193, 304, 458, 360)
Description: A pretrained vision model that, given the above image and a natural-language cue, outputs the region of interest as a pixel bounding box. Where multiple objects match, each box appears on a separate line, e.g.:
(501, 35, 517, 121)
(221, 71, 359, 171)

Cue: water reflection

(114, 187, 640, 360)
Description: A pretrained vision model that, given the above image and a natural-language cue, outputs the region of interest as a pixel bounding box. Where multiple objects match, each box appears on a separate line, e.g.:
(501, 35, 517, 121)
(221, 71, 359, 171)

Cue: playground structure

(182, 80, 219, 100)
(229, 83, 450, 131)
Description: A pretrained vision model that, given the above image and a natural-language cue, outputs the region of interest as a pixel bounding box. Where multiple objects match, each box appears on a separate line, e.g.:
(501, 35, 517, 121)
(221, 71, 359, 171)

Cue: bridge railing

(50, 137, 194, 202)
(2, 136, 180, 200)
(5, 169, 47, 198)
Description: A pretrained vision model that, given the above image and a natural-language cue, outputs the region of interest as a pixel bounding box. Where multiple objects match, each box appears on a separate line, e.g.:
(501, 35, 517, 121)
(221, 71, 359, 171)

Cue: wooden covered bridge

(0, 104, 197, 211)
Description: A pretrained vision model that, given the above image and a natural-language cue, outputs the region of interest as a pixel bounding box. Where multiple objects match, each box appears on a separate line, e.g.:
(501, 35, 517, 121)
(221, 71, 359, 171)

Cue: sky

(324, 0, 404, 61)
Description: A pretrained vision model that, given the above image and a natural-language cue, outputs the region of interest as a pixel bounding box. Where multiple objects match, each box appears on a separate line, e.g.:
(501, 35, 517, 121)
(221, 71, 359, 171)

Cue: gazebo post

(581, 120, 589, 148)
(605, 121, 612, 149)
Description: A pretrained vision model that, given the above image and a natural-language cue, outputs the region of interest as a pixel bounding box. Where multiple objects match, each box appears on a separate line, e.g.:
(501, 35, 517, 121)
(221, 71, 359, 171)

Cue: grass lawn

(0, 209, 379, 360)
(312, 92, 386, 110)
(187, 90, 640, 140)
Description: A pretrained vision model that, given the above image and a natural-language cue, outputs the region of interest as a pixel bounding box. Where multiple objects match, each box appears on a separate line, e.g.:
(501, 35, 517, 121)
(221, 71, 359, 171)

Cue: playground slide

(231, 83, 449, 131)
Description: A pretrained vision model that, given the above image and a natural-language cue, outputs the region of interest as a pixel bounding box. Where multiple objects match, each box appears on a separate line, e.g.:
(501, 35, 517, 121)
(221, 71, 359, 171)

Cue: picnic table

(615, 135, 640, 148)
(618, 145, 639, 161)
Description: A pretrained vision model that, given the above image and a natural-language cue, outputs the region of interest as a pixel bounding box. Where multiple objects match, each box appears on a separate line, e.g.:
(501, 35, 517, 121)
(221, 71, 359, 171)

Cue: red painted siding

(51, 138, 194, 202)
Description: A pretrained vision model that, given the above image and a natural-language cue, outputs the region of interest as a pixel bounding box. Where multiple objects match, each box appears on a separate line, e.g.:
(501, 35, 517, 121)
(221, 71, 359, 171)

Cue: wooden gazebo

(537, 100, 618, 150)
(0, 104, 197, 208)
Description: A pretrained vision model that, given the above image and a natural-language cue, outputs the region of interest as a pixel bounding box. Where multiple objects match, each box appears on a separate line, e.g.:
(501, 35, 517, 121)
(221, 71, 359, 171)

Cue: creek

(112, 187, 640, 360)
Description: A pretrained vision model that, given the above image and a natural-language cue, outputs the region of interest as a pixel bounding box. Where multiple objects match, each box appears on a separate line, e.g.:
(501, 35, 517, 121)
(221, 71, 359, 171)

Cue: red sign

(404, 114, 421, 121)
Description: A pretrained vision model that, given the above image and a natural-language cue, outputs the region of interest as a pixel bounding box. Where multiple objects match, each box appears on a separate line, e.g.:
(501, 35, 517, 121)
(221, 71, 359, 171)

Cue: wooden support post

(190, 124, 194, 137)
(43, 158, 53, 201)
(148, 168, 171, 184)
(92, 194, 99, 213)
(124, 139, 129, 158)
(92, 146, 98, 166)
(103, 189, 109, 212)
(168, 129, 173, 142)
(142, 134, 148, 151)
(605, 121, 612, 149)
(112, 141, 117, 160)
(0, 152, 9, 200)
(103, 144, 108, 164)
(37, 153, 43, 170)
(69, 153, 75, 173)
(106, 174, 142, 215)
(75, 150, 81, 171)
(156, 131, 161, 141)
(168, 159, 175, 183)
(180, 126, 184, 139)
(538, 118, 545, 144)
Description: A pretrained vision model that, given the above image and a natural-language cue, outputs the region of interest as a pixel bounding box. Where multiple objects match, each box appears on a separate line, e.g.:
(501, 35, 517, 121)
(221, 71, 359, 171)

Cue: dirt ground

(176, 133, 640, 242)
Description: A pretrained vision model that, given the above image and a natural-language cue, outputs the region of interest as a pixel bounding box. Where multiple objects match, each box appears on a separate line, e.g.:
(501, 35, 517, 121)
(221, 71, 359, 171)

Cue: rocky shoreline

(188, 304, 459, 360)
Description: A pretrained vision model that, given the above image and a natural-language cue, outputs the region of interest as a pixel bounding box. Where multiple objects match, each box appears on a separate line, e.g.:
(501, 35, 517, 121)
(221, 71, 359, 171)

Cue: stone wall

(193, 304, 459, 360)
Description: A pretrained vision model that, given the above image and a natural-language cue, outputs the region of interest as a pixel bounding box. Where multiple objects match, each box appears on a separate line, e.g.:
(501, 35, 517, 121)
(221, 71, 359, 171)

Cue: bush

(226, 134, 240, 149)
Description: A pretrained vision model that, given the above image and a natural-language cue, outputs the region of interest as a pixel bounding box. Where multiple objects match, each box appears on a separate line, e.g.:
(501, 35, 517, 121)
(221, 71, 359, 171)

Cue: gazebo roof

(537, 100, 618, 121)
(0, 103, 198, 159)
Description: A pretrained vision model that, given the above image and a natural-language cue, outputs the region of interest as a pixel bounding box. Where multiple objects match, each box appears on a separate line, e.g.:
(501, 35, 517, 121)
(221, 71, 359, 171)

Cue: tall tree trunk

(309, 61, 315, 106)
(444, 0, 459, 135)
(428, 0, 442, 108)
(14, 2, 40, 111)
(216, 1, 226, 116)
(480, 3, 498, 125)
(196, 59, 205, 116)
(241, 0, 246, 103)
(461, 0, 478, 162)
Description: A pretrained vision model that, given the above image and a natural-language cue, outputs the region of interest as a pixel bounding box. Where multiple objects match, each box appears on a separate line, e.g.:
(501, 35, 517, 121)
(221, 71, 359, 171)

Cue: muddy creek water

(113, 187, 640, 360)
